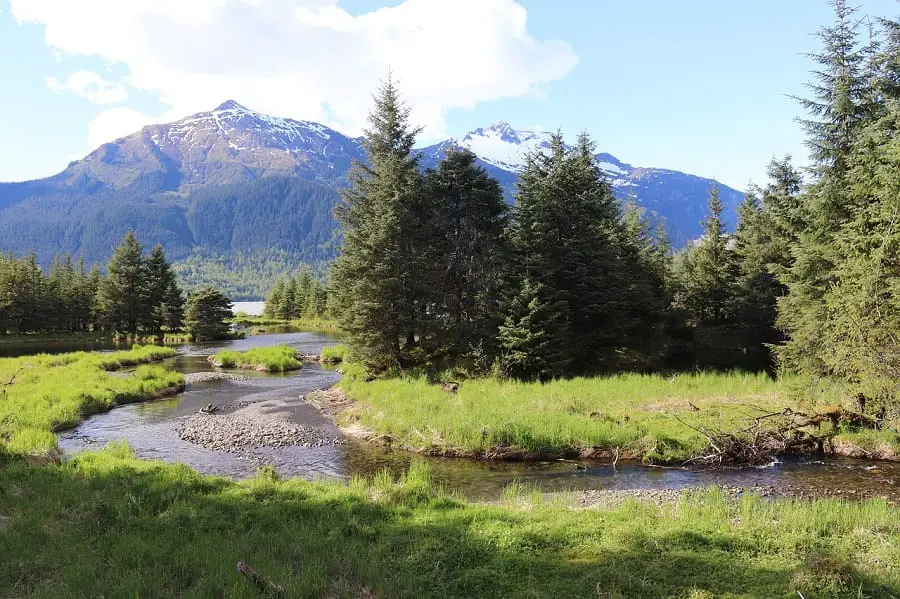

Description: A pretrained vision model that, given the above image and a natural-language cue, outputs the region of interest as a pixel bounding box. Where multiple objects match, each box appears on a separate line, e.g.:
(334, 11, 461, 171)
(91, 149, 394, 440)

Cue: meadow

(339, 372, 900, 463)
(0, 346, 898, 597)
(0, 346, 181, 458)
(210, 345, 302, 372)
(1, 445, 898, 598)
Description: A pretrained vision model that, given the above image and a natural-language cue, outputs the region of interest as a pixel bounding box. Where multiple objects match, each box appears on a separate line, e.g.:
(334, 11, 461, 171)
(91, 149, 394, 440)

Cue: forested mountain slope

(0, 102, 742, 297)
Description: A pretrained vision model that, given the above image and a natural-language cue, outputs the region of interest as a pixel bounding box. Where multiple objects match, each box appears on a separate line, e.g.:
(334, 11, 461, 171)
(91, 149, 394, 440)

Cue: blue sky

(1, 0, 897, 189)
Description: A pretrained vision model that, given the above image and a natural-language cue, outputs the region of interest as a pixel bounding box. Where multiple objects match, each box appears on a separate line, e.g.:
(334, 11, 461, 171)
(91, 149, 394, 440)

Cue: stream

(43, 330, 900, 502)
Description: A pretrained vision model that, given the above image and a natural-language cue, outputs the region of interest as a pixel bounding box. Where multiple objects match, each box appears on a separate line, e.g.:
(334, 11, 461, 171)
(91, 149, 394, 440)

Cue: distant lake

(231, 301, 265, 316)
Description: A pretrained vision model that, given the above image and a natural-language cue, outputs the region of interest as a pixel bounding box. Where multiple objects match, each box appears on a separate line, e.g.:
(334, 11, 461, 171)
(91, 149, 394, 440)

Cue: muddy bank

(178, 398, 344, 454)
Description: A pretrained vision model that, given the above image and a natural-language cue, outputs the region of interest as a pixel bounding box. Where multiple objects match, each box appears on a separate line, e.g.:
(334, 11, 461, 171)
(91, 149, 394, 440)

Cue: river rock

(177, 407, 344, 453)
(184, 372, 252, 385)
(574, 485, 784, 508)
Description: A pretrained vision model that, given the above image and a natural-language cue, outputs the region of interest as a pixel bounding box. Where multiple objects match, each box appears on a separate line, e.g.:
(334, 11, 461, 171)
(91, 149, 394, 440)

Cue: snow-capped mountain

(418, 122, 742, 243)
(58, 100, 366, 191)
(0, 101, 743, 272)
(444, 121, 629, 181)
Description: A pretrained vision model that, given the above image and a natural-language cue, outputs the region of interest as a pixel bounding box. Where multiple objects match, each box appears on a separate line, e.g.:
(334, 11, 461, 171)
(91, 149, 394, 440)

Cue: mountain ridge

(0, 101, 744, 296)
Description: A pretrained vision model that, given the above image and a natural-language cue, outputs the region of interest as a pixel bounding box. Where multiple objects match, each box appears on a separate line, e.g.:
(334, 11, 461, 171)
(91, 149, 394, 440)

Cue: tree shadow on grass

(0, 458, 897, 598)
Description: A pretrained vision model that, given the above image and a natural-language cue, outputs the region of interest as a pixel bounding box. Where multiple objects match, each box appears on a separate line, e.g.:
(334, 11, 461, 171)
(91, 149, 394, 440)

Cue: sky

(1, 0, 898, 189)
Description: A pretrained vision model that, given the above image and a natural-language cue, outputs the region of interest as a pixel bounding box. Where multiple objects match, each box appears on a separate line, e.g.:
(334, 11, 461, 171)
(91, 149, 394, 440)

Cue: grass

(0, 445, 898, 598)
(340, 371, 900, 462)
(231, 315, 341, 333)
(1, 331, 196, 346)
(321, 344, 348, 364)
(210, 345, 301, 372)
(0, 346, 182, 458)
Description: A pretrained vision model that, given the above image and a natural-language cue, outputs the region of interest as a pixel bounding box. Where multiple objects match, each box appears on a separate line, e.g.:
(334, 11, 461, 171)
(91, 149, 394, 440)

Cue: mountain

(0, 102, 743, 297)
(417, 122, 742, 245)
(52, 100, 366, 193)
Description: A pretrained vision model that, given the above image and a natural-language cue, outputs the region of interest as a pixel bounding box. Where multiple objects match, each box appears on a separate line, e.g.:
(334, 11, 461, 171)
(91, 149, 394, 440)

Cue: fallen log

(237, 561, 285, 597)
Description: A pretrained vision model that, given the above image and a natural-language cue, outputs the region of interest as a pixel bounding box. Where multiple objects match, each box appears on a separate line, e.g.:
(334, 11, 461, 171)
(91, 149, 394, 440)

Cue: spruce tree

(674, 186, 738, 326)
(618, 200, 673, 362)
(423, 147, 508, 360)
(778, 1, 874, 374)
(98, 232, 147, 336)
(331, 76, 430, 371)
(265, 280, 285, 319)
(818, 25, 900, 408)
(500, 132, 631, 378)
(144, 244, 181, 335)
(184, 287, 232, 341)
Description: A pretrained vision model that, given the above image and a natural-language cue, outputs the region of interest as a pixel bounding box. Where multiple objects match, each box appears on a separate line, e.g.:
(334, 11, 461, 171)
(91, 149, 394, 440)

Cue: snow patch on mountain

(458, 121, 554, 171)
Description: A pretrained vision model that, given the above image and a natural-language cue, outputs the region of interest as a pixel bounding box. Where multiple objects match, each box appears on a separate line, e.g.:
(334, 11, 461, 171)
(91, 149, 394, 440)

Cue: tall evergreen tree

(500, 133, 634, 378)
(98, 232, 147, 336)
(818, 24, 900, 408)
(674, 186, 738, 326)
(423, 147, 508, 360)
(144, 244, 181, 335)
(331, 76, 431, 371)
(778, 1, 874, 374)
(264, 280, 286, 319)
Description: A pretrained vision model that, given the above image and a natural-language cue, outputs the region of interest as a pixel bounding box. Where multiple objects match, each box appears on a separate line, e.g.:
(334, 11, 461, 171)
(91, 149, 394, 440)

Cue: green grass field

(0, 346, 181, 458)
(339, 372, 900, 462)
(0, 347, 898, 597)
(210, 345, 302, 372)
(1, 445, 898, 598)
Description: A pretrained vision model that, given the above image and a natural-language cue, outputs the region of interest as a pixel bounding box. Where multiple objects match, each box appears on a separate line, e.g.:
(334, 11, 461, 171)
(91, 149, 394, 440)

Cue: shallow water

(52, 331, 900, 502)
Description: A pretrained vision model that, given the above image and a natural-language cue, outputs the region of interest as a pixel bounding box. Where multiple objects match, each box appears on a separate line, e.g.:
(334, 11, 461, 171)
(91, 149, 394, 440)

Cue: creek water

(21, 329, 895, 502)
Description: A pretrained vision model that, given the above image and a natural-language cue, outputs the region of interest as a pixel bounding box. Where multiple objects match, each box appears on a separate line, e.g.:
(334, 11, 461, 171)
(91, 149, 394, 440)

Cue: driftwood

(680, 405, 886, 469)
(2, 368, 23, 387)
(236, 561, 285, 597)
(199, 403, 219, 414)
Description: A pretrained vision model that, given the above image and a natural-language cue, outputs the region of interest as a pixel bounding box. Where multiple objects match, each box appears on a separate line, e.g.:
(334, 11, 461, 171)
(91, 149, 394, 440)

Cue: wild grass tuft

(320, 344, 348, 364)
(211, 345, 301, 372)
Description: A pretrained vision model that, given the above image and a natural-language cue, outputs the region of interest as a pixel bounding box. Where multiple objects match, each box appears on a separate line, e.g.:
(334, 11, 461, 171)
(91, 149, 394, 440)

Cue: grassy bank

(1, 331, 200, 346)
(339, 372, 900, 463)
(1, 446, 897, 598)
(231, 315, 341, 333)
(0, 346, 182, 458)
(320, 344, 348, 364)
(210, 345, 301, 372)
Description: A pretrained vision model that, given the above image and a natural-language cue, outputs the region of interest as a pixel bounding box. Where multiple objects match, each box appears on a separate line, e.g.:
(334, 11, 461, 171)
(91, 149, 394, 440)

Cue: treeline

(332, 78, 673, 378)
(174, 248, 329, 300)
(263, 270, 329, 320)
(0, 252, 101, 334)
(0, 232, 182, 337)
(332, 0, 900, 413)
(0, 232, 233, 340)
(671, 1, 900, 412)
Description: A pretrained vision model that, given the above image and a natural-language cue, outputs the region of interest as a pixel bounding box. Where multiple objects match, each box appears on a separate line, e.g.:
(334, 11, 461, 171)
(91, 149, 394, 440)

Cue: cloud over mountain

(12, 0, 579, 150)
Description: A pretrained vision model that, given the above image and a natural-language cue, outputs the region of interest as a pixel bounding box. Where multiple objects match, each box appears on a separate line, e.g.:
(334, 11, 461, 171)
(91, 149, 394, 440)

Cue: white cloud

(13, 0, 577, 145)
(45, 70, 127, 104)
(86, 107, 157, 148)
